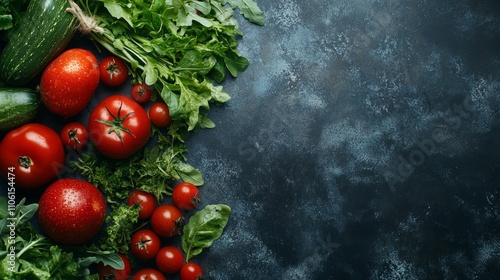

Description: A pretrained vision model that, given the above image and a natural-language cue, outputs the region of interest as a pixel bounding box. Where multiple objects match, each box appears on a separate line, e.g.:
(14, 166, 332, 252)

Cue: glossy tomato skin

(40, 48, 99, 118)
(132, 268, 167, 280)
(172, 182, 201, 211)
(97, 254, 132, 280)
(180, 262, 204, 280)
(127, 190, 156, 219)
(151, 204, 185, 237)
(37, 178, 106, 245)
(0, 123, 65, 189)
(131, 84, 152, 104)
(88, 95, 151, 159)
(148, 102, 171, 128)
(131, 229, 161, 260)
(99, 56, 129, 87)
(155, 246, 184, 274)
(60, 122, 89, 150)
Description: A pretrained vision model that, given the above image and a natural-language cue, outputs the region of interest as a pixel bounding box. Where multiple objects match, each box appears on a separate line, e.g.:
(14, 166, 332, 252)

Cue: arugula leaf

(181, 204, 231, 261)
(73, 0, 262, 130)
(223, 0, 264, 25)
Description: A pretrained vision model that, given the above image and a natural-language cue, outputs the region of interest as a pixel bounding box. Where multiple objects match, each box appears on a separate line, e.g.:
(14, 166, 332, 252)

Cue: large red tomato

(37, 178, 106, 245)
(0, 123, 65, 189)
(40, 48, 100, 118)
(88, 95, 151, 159)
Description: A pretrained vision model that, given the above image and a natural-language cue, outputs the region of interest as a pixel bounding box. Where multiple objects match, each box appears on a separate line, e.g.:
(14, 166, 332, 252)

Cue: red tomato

(155, 246, 184, 274)
(150, 204, 184, 237)
(127, 190, 156, 219)
(40, 48, 99, 118)
(131, 84, 152, 104)
(148, 102, 171, 128)
(88, 95, 151, 159)
(180, 262, 204, 280)
(37, 178, 106, 245)
(97, 254, 132, 280)
(172, 182, 201, 211)
(60, 122, 89, 150)
(130, 229, 161, 260)
(99, 56, 129, 87)
(132, 268, 167, 280)
(0, 123, 65, 189)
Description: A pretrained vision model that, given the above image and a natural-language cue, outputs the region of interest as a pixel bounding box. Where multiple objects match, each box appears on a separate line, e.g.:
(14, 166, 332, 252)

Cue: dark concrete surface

(185, 0, 500, 279)
(2, 0, 500, 279)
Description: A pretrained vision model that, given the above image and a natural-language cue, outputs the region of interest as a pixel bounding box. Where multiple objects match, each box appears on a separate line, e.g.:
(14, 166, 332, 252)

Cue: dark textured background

(2, 0, 500, 279)
(185, 0, 500, 279)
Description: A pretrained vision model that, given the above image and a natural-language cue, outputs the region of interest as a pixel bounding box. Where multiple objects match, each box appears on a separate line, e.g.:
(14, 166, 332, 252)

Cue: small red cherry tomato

(97, 254, 132, 280)
(148, 102, 171, 128)
(150, 204, 184, 237)
(127, 190, 156, 219)
(172, 182, 201, 211)
(132, 268, 167, 280)
(130, 229, 161, 260)
(180, 262, 204, 280)
(131, 84, 152, 104)
(60, 122, 89, 150)
(155, 246, 184, 274)
(99, 56, 129, 86)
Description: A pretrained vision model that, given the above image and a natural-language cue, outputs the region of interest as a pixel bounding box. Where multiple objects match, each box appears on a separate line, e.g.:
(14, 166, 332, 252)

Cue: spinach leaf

(182, 204, 231, 261)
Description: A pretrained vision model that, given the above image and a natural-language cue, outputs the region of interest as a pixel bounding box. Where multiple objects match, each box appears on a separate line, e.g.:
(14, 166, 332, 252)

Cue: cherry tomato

(155, 246, 184, 274)
(99, 56, 129, 87)
(97, 254, 132, 280)
(40, 48, 99, 118)
(88, 95, 151, 159)
(127, 190, 157, 219)
(0, 123, 65, 189)
(150, 204, 184, 237)
(131, 84, 152, 104)
(38, 178, 106, 245)
(131, 229, 161, 260)
(60, 122, 89, 150)
(132, 268, 167, 280)
(148, 102, 171, 128)
(180, 262, 204, 280)
(172, 182, 201, 211)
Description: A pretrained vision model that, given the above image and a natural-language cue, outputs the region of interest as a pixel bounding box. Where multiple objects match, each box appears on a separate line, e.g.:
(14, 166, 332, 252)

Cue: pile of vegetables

(0, 0, 263, 279)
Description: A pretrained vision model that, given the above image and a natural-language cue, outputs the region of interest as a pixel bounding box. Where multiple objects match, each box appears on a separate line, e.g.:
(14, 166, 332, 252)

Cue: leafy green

(71, 127, 203, 202)
(98, 204, 140, 254)
(0, 197, 123, 280)
(224, 0, 264, 25)
(181, 204, 231, 261)
(73, 0, 262, 130)
(0, 0, 28, 31)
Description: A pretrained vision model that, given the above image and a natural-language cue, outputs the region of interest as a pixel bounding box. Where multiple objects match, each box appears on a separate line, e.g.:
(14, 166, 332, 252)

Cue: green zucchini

(0, 0, 77, 86)
(0, 87, 40, 131)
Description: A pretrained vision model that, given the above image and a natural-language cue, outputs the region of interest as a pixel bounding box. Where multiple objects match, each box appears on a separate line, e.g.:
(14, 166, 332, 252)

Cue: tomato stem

(95, 101, 136, 143)
(18, 156, 32, 168)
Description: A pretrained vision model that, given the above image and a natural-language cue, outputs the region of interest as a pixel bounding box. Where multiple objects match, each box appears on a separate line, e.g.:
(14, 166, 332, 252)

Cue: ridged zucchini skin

(0, 87, 40, 131)
(0, 0, 77, 86)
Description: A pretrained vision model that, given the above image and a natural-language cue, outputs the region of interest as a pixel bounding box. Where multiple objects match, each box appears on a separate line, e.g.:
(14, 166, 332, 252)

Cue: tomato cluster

(0, 48, 201, 278)
(100, 182, 203, 280)
(0, 50, 174, 189)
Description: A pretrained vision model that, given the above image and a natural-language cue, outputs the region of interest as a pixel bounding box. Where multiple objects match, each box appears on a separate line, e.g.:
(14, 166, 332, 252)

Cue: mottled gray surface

(1, 0, 499, 279)
(186, 0, 500, 279)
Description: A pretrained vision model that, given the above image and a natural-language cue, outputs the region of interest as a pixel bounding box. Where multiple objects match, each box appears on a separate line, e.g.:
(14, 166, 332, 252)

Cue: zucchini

(0, 0, 77, 86)
(0, 87, 40, 131)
